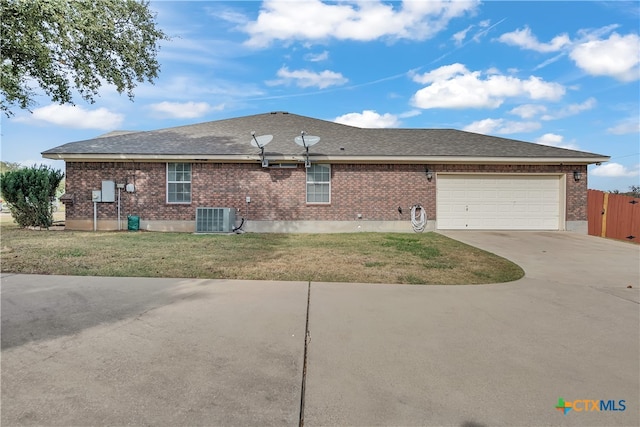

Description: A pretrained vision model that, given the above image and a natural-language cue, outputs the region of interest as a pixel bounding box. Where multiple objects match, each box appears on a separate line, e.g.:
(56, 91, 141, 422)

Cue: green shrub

(0, 165, 64, 228)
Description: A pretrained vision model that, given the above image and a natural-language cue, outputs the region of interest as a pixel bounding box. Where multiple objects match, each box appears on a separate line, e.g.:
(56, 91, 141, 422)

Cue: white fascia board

(309, 155, 611, 165)
(41, 153, 261, 162)
(43, 153, 611, 165)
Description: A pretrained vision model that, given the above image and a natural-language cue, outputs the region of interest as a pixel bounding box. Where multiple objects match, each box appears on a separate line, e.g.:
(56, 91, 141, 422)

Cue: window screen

(306, 164, 330, 203)
(167, 163, 192, 203)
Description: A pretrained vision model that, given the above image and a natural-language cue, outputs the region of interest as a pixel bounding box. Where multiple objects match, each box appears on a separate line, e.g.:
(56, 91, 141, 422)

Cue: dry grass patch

(0, 224, 524, 284)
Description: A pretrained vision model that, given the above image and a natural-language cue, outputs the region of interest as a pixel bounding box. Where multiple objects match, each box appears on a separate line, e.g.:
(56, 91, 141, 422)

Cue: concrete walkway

(1, 232, 638, 426)
(1, 277, 308, 426)
(304, 232, 639, 426)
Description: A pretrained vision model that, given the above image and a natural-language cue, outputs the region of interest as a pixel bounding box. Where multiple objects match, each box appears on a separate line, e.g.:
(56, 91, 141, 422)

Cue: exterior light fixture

(573, 170, 581, 182)
(425, 167, 433, 182)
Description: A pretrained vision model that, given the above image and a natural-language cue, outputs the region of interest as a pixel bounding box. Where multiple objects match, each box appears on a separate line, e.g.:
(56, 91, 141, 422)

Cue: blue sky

(2, 0, 639, 191)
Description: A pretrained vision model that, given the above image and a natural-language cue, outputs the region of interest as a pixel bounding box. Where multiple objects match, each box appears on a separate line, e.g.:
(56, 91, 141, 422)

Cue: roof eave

(316, 155, 611, 165)
(42, 153, 611, 165)
(41, 153, 260, 162)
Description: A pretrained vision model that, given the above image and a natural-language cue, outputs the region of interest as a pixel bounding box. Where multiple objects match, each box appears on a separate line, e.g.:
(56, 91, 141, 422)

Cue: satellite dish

(294, 132, 320, 148)
(250, 133, 273, 149)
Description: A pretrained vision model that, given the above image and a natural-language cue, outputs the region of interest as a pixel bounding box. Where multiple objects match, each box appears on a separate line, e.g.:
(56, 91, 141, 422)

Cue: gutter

(42, 153, 611, 165)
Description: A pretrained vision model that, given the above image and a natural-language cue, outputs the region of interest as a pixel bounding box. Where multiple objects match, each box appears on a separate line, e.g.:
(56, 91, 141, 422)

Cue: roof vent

(269, 163, 298, 169)
(270, 111, 289, 114)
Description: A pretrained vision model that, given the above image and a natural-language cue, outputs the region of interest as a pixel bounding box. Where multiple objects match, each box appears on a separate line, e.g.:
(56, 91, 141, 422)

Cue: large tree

(1, 0, 168, 116)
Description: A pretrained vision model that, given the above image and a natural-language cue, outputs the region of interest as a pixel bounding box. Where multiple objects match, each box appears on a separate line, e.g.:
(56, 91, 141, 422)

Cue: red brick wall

(569, 164, 588, 221)
(63, 162, 586, 223)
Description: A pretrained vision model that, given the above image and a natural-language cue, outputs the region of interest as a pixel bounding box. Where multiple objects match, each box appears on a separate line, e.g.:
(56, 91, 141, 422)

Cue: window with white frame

(167, 163, 191, 203)
(306, 164, 330, 203)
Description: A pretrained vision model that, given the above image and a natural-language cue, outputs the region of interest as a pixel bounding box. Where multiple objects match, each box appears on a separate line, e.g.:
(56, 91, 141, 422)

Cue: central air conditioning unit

(196, 207, 236, 233)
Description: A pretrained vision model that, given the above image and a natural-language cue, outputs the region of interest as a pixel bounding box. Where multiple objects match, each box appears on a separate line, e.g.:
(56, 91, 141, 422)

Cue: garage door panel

(511, 205, 529, 213)
(475, 205, 498, 214)
(437, 175, 561, 230)
(449, 205, 468, 213)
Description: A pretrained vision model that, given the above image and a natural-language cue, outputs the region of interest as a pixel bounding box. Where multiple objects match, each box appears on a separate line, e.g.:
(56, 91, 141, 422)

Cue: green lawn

(0, 222, 524, 285)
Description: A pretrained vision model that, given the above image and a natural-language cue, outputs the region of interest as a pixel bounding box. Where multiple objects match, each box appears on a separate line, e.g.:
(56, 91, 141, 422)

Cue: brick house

(42, 111, 609, 233)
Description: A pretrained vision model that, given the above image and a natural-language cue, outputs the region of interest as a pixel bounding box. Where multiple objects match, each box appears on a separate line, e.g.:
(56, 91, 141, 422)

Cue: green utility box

(127, 215, 140, 231)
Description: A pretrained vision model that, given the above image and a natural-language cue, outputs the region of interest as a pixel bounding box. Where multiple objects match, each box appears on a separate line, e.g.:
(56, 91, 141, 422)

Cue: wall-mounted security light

(573, 170, 582, 182)
(425, 167, 433, 182)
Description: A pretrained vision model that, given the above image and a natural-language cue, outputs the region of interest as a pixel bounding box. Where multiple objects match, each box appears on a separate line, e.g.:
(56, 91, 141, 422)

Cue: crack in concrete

(299, 281, 311, 427)
(590, 285, 640, 304)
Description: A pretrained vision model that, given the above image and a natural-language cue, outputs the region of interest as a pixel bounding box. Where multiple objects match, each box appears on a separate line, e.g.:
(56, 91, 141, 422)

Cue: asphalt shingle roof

(42, 111, 608, 161)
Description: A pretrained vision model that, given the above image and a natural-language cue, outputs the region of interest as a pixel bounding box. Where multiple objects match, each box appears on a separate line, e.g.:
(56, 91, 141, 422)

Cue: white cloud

(207, 7, 250, 25)
(569, 33, 640, 81)
(541, 97, 597, 120)
(448, 19, 499, 50)
(411, 63, 467, 84)
(497, 25, 639, 80)
(304, 50, 329, 62)
(334, 110, 401, 128)
(509, 104, 547, 119)
(452, 25, 473, 46)
(398, 109, 422, 119)
(498, 26, 571, 52)
(471, 18, 503, 44)
(156, 23, 254, 67)
(591, 162, 640, 177)
(607, 116, 640, 135)
(575, 24, 621, 43)
(13, 104, 123, 130)
(267, 66, 348, 89)
(136, 75, 265, 100)
(411, 64, 565, 109)
(149, 101, 222, 119)
(243, 0, 479, 47)
(532, 53, 566, 71)
(534, 133, 579, 150)
(463, 118, 540, 135)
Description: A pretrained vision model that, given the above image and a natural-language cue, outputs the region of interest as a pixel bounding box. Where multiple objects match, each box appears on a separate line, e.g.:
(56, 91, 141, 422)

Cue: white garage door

(437, 174, 562, 230)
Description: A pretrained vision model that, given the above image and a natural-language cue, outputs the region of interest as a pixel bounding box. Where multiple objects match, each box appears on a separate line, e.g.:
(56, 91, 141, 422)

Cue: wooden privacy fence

(588, 189, 639, 243)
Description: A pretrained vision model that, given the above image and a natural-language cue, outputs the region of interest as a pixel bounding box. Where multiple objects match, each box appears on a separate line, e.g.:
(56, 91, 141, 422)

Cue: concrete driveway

(1, 232, 638, 426)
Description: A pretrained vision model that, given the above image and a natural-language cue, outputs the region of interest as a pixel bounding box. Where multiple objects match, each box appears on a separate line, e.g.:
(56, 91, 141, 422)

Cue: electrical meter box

(101, 180, 115, 202)
(92, 190, 102, 202)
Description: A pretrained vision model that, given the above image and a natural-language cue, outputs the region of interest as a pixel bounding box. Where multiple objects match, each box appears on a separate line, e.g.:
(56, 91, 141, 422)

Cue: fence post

(601, 192, 609, 238)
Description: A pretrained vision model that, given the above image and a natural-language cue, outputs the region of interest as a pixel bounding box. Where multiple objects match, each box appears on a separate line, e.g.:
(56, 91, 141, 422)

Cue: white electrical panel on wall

(101, 180, 115, 202)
